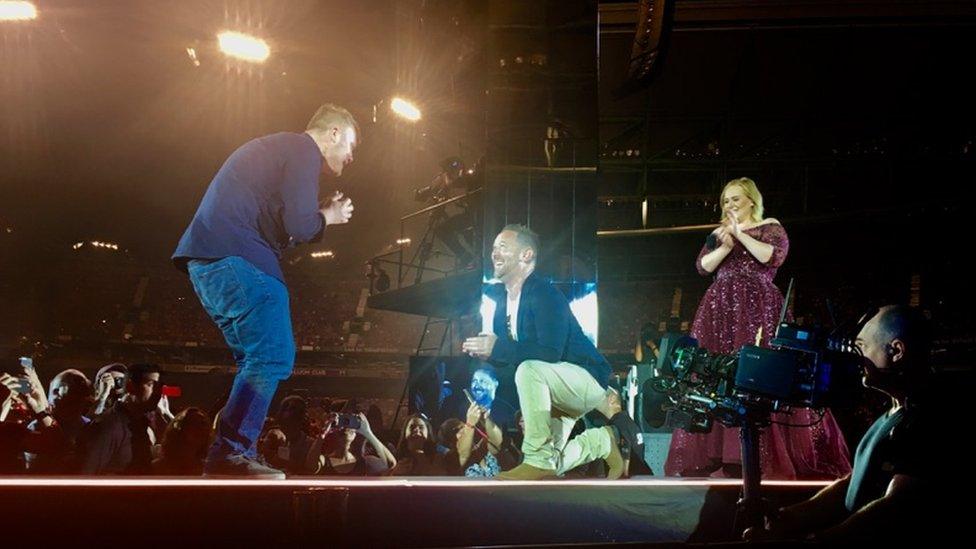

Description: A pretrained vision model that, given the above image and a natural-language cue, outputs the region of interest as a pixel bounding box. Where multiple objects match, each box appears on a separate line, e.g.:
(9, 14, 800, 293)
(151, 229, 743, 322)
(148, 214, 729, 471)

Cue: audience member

(387, 414, 442, 476)
(75, 363, 162, 475)
(153, 407, 212, 476)
(318, 412, 396, 476)
(437, 402, 505, 478)
(91, 362, 128, 417)
(26, 369, 92, 473)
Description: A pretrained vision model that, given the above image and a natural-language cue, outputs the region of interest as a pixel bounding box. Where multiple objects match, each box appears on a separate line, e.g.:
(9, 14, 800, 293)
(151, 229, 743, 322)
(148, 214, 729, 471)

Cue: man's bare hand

(322, 191, 354, 225)
(462, 333, 497, 360)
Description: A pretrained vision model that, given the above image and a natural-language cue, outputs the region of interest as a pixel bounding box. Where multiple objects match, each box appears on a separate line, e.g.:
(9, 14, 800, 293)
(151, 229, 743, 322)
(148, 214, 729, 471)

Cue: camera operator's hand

(742, 507, 806, 542)
(462, 333, 497, 360)
(321, 191, 354, 225)
(434, 172, 451, 192)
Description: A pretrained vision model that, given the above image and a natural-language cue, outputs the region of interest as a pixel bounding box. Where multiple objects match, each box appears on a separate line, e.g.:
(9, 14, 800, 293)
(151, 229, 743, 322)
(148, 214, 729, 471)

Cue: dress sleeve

(695, 242, 712, 276)
(761, 223, 789, 268)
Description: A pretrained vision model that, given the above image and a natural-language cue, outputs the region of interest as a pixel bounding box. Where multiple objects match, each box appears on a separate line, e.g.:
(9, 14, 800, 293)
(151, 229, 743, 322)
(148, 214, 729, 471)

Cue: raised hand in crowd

(355, 412, 397, 469)
(156, 395, 175, 423)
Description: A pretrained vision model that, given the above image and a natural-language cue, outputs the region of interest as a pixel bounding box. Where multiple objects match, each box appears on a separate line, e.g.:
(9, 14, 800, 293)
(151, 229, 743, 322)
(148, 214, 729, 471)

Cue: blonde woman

(664, 178, 852, 480)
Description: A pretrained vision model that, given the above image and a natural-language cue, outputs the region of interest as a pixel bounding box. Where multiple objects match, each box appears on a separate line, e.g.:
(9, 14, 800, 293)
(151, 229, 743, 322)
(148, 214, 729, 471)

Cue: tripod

(736, 419, 765, 533)
(722, 409, 770, 535)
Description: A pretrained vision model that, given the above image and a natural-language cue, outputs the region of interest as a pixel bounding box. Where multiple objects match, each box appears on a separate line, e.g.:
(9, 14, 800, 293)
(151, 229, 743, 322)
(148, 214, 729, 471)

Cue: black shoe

(603, 425, 625, 479)
(204, 455, 285, 479)
(609, 413, 648, 477)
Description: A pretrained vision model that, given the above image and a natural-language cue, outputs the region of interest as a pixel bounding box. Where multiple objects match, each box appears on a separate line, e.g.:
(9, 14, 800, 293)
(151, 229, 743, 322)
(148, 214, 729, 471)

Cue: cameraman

(748, 305, 949, 542)
(426, 157, 482, 270)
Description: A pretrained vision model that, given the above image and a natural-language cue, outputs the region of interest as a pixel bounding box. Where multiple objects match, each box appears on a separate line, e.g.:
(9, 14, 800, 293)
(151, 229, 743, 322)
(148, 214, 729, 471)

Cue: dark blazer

(486, 272, 611, 388)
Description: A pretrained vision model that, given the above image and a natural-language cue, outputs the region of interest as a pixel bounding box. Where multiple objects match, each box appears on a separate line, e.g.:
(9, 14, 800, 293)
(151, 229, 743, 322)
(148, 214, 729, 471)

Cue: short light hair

(306, 103, 359, 137)
(721, 177, 764, 223)
(502, 223, 540, 262)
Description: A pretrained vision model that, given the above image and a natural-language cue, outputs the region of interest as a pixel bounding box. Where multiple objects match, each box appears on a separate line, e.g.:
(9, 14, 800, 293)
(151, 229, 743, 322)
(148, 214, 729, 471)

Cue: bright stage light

(569, 284, 599, 346)
(480, 293, 497, 335)
(217, 31, 270, 63)
(311, 250, 335, 259)
(0, 1, 37, 21)
(89, 240, 119, 251)
(390, 97, 421, 122)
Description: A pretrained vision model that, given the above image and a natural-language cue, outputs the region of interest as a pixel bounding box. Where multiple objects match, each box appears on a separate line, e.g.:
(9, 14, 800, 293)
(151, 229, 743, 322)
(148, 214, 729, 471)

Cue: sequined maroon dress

(664, 222, 852, 480)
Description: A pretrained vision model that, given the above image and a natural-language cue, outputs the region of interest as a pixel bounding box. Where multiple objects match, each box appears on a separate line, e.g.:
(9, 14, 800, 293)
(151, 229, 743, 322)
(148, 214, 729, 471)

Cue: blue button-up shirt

(172, 132, 326, 282)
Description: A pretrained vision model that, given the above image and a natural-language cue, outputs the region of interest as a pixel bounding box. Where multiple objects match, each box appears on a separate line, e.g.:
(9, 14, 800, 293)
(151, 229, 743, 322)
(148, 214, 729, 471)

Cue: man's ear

(520, 247, 535, 264)
(889, 338, 906, 364)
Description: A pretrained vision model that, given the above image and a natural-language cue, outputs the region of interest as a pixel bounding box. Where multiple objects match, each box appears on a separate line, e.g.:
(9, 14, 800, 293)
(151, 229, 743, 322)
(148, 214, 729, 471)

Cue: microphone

(705, 233, 718, 250)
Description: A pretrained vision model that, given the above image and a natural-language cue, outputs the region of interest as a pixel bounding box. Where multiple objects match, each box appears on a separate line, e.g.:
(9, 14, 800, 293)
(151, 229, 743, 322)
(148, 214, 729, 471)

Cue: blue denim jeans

(188, 256, 295, 464)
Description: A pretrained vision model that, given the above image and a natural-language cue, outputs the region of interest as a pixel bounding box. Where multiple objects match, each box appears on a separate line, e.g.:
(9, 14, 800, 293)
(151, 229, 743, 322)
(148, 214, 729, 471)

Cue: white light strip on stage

(0, 477, 831, 488)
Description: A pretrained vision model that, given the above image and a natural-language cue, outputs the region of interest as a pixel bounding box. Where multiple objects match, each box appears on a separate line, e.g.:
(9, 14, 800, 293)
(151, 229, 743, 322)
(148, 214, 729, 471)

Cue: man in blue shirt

(173, 103, 357, 478)
(462, 224, 623, 480)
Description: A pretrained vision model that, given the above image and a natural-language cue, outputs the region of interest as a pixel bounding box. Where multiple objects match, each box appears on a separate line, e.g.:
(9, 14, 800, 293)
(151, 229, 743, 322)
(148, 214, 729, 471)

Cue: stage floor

(0, 477, 826, 546)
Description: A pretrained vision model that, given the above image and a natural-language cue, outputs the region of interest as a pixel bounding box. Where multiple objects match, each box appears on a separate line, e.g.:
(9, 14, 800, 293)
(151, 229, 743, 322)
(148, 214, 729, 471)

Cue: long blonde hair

(720, 177, 764, 223)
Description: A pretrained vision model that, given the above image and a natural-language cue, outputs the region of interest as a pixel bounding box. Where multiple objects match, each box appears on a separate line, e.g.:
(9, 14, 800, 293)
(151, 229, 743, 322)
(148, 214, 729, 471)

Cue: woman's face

(405, 418, 428, 441)
(722, 185, 754, 224)
(343, 428, 357, 442)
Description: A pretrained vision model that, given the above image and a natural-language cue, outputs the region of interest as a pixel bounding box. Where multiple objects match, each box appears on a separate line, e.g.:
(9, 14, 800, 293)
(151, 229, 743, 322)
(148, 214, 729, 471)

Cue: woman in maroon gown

(664, 178, 852, 480)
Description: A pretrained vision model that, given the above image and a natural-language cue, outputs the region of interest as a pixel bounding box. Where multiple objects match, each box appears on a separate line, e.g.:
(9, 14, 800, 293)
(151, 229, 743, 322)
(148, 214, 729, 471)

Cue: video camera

(644, 321, 864, 433)
(413, 156, 481, 202)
